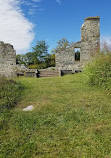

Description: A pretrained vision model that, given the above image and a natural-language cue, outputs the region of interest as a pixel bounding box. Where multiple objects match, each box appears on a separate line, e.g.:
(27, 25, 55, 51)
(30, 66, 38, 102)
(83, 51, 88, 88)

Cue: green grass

(1, 74, 111, 158)
(0, 78, 23, 110)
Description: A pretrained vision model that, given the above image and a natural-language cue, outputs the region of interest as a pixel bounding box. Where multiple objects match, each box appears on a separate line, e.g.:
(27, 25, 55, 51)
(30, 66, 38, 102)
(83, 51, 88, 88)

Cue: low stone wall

(0, 41, 17, 77)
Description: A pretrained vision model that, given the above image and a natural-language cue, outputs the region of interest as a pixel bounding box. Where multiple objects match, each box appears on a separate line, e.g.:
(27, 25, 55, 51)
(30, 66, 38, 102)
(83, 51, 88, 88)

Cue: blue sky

(0, 0, 111, 54)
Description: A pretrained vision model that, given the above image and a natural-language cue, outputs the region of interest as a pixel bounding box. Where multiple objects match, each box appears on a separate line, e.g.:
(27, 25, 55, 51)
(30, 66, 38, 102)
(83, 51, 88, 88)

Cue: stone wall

(0, 41, 17, 77)
(55, 46, 75, 72)
(56, 16, 100, 71)
(80, 16, 100, 67)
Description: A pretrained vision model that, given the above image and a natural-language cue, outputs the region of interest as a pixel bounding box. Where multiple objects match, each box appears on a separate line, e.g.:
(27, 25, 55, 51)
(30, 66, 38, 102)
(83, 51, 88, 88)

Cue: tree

(101, 41, 111, 54)
(16, 40, 51, 69)
(16, 54, 27, 65)
(75, 50, 80, 61)
(16, 54, 21, 64)
(26, 52, 33, 65)
(51, 38, 73, 54)
(45, 54, 55, 67)
(32, 40, 48, 64)
(57, 38, 70, 49)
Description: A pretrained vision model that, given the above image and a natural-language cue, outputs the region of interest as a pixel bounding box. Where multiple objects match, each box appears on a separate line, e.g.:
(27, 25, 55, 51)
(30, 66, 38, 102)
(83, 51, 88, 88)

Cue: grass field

(1, 74, 111, 158)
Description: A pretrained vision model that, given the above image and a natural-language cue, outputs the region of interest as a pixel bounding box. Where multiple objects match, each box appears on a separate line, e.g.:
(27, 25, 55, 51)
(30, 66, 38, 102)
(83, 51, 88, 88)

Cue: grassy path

(1, 74, 111, 158)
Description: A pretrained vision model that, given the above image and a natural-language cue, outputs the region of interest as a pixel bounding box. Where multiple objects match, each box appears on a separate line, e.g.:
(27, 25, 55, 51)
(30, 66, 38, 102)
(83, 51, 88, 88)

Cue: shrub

(28, 63, 48, 69)
(0, 78, 23, 110)
(83, 53, 111, 90)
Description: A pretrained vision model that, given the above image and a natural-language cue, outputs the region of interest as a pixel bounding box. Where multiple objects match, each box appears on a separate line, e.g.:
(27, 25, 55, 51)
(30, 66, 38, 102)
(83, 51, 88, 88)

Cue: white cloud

(0, 0, 34, 54)
(21, 0, 43, 16)
(56, 0, 62, 4)
(32, 0, 42, 2)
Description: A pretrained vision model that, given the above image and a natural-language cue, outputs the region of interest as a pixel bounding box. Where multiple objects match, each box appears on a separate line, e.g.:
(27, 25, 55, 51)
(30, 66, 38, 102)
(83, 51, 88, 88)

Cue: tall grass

(83, 53, 111, 90)
(0, 78, 23, 110)
(0, 78, 23, 134)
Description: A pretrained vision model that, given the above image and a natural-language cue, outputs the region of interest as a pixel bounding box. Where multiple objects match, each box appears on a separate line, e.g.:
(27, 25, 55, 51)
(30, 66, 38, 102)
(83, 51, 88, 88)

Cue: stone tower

(80, 16, 100, 65)
(0, 41, 17, 77)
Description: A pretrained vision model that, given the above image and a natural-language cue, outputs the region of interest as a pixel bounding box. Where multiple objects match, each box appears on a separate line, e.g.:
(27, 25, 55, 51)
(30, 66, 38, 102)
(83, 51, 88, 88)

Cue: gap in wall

(74, 48, 80, 61)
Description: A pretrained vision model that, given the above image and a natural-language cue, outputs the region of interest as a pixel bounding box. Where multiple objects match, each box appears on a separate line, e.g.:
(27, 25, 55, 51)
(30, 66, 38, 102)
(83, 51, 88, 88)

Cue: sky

(0, 0, 111, 54)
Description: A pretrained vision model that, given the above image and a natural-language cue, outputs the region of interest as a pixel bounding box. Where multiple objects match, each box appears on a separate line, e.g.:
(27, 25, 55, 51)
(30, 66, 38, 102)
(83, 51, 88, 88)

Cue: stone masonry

(0, 41, 17, 77)
(80, 16, 100, 67)
(0, 16, 100, 77)
(55, 46, 75, 72)
(56, 16, 100, 71)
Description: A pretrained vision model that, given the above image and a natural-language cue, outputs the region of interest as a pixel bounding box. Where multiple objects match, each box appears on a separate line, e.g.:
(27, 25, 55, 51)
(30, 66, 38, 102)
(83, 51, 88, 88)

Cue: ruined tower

(80, 16, 100, 65)
(0, 41, 17, 77)
(55, 16, 100, 72)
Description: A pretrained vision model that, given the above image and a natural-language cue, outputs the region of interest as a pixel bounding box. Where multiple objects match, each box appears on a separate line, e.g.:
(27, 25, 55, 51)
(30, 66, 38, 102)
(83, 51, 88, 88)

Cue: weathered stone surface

(55, 16, 100, 71)
(0, 41, 16, 77)
(80, 16, 100, 67)
(55, 46, 75, 72)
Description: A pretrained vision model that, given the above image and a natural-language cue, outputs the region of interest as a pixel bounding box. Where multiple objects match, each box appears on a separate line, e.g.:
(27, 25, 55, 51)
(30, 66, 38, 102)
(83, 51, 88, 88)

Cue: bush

(28, 63, 49, 69)
(0, 78, 23, 110)
(83, 53, 111, 90)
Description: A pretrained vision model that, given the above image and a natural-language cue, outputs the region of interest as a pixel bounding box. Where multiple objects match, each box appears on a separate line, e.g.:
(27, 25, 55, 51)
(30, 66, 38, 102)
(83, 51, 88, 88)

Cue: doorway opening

(74, 48, 80, 61)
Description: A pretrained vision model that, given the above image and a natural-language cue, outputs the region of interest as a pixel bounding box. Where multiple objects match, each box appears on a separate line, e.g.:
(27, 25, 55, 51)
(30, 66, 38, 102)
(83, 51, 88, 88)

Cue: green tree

(16, 40, 50, 69)
(51, 38, 73, 53)
(45, 54, 55, 67)
(75, 50, 80, 61)
(26, 52, 33, 65)
(16, 54, 27, 65)
(16, 54, 21, 64)
(57, 38, 70, 49)
(32, 40, 48, 64)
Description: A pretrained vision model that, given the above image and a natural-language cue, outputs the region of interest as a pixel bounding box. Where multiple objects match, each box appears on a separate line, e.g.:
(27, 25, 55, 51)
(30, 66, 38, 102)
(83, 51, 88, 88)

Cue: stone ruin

(0, 41, 16, 77)
(56, 16, 100, 72)
(0, 16, 100, 77)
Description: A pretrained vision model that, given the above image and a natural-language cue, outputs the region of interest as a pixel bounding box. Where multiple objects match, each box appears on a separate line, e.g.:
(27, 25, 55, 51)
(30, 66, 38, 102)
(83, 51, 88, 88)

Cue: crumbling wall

(55, 16, 100, 71)
(0, 41, 17, 77)
(55, 46, 75, 71)
(80, 16, 100, 67)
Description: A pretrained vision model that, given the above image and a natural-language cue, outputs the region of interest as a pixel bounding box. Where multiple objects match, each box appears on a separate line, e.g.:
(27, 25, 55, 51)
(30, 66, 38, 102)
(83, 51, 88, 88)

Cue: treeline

(16, 40, 55, 69)
(16, 38, 81, 69)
